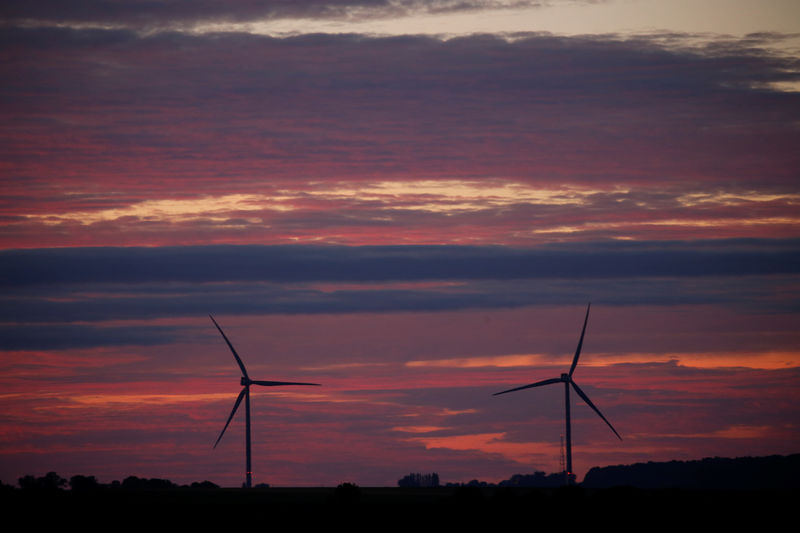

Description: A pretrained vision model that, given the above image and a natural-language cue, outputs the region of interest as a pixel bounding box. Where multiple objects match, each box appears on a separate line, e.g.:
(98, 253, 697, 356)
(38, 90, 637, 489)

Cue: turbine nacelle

(560, 373, 570, 382)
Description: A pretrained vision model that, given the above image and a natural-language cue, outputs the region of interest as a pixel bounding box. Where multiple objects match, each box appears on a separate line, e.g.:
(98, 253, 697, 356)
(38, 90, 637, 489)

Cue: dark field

(4, 485, 793, 527)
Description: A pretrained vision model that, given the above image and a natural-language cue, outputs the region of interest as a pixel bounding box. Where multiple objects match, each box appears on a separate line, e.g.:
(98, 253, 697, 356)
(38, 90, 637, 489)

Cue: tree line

(1, 472, 219, 491)
(398, 471, 566, 488)
(7, 454, 797, 491)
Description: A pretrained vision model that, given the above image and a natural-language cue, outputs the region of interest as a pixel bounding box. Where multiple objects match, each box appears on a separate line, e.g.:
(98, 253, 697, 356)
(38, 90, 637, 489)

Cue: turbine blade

(571, 380, 622, 440)
(493, 377, 562, 396)
(568, 303, 591, 377)
(213, 388, 246, 448)
(250, 380, 321, 387)
(210, 315, 249, 379)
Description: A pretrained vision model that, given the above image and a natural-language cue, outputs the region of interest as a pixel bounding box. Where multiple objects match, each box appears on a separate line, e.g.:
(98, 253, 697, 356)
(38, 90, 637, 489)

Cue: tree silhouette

(499, 472, 565, 488)
(398, 472, 440, 487)
(190, 480, 220, 489)
(120, 475, 176, 490)
(332, 482, 361, 504)
(582, 454, 800, 489)
(18, 471, 67, 490)
(69, 475, 100, 492)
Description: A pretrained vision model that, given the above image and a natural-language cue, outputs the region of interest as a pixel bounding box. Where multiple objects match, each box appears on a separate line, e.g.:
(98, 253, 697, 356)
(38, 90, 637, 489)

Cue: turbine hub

(241, 377, 251, 386)
(561, 373, 570, 381)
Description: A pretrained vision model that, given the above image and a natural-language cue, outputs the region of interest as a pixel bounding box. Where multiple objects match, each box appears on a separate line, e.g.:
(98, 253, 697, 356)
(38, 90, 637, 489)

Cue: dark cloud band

(2, 240, 798, 287)
(0, 324, 181, 350)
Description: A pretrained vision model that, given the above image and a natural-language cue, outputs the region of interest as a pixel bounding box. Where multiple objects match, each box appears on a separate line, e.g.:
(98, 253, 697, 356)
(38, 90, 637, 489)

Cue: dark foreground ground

(3, 485, 795, 527)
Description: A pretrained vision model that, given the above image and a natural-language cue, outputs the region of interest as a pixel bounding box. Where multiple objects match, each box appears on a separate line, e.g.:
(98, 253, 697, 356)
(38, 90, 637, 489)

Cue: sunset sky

(1, 1, 799, 487)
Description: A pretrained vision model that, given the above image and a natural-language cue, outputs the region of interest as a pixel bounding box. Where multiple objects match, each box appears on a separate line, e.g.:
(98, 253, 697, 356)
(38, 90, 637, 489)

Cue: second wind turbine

(493, 303, 621, 482)
(210, 315, 320, 488)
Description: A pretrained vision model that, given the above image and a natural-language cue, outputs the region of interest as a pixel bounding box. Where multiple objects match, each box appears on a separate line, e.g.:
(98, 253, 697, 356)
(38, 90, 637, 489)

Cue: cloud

(2, 29, 797, 248)
(0, 241, 797, 350)
(2, 240, 798, 287)
(7, 182, 799, 248)
(0, 1, 554, 30)
(0, 324, 184, 350)
(3, 30, 797, 185)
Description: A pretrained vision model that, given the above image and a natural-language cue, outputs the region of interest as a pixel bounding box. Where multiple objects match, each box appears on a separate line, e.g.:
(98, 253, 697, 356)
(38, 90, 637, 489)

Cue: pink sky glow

(1, 2, 798, 487)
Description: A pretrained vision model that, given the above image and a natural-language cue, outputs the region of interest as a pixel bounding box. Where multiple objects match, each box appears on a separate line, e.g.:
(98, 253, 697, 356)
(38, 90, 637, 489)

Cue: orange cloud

(409, 432, 558, 464)
(391, 425, 449, 434)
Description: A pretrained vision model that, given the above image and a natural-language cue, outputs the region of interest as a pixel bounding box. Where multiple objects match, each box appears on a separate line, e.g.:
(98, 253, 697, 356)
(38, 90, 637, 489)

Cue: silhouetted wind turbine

(210, 315, 320, 488)
(493, 303, 621, 482)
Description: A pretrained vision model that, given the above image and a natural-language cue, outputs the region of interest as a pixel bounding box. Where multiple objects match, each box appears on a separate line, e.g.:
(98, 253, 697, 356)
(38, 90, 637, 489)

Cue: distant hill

(582, 454, 800, 489)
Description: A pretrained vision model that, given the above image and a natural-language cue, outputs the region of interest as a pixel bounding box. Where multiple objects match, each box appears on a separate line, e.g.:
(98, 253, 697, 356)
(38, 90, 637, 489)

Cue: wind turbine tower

(493, 303, 621, 482)
(210, 315, 321, 488)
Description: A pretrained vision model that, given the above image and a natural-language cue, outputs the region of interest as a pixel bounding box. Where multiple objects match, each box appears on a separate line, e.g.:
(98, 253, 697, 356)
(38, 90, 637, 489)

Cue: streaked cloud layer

(1, 2, 798, 487)
(4, 1, 800, 43)
(3, 26, 798, 248)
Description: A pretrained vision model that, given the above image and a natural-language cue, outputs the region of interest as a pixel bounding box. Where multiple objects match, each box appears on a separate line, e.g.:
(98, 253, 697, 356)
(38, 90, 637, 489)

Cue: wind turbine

(493, 303, 621, 483)
(210, 315, 320, 488)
